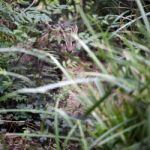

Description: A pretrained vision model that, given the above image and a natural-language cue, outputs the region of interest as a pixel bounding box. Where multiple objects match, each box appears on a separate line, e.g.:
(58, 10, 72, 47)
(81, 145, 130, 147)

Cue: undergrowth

(0, 0, 150, 149)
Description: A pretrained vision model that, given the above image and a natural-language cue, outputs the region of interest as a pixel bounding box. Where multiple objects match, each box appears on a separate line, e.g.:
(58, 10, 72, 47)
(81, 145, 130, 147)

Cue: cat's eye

(72, 41, 76, 44)
(60, 40, 65, 44)
(50, 39, 58, 43)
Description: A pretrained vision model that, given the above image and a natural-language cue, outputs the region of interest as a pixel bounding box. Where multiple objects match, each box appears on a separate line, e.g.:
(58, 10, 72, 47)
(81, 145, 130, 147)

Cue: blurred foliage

(0, 0, 150, 149)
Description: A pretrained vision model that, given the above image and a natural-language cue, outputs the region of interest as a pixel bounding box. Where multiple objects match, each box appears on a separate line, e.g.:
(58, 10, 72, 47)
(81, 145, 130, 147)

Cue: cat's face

(48, 23, 78, 52)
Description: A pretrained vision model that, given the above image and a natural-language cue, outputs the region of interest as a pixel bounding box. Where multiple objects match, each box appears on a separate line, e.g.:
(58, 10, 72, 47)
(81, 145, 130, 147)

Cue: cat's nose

(67, 46, 74, 52)
(67, 43, 76, 52)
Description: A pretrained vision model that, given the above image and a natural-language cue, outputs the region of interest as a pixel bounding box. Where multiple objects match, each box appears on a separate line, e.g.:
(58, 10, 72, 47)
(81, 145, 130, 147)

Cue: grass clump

(0, 0, 150, 149)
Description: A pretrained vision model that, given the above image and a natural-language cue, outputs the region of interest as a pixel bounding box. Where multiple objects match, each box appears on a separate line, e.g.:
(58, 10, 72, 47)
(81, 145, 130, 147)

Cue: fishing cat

(18, 21, 78, 85)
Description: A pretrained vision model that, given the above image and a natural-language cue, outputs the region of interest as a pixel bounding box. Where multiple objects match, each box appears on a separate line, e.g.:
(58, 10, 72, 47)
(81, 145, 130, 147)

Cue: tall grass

(0, 0, 150, 149)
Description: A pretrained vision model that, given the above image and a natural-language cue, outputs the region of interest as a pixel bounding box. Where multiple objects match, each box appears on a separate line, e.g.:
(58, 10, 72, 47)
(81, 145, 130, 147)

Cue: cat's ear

(73, 25, 78, 33)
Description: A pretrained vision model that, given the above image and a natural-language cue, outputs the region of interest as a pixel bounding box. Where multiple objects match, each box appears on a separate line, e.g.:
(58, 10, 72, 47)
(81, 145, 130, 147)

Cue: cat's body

(17, 21, 78, 86)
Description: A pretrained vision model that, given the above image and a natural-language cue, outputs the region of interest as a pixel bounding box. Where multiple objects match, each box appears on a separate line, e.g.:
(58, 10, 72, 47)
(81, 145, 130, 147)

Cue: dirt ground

(60, 59, 98, 117)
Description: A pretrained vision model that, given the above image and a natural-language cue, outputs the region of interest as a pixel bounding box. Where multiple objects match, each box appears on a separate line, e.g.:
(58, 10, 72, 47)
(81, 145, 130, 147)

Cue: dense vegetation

(0, 0, 150, 149)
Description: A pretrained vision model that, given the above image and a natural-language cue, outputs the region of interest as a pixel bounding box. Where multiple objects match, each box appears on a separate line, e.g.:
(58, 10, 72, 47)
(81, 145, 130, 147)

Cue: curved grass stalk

(110, 12, 150, 38)
(0, 69, 32, 84)
(5, 133, 80, 142)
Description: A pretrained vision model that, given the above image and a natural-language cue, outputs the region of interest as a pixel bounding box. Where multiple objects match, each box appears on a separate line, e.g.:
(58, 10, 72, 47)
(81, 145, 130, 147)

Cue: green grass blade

(90, 121, 145, 149)
(77, 120, 88, 150)
(84, 90, 112, 116)
(135, 0, 150, 32)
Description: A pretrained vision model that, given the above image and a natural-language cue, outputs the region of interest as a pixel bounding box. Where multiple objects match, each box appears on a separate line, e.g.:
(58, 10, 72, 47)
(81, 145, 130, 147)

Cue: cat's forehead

(49, 22, 78, 41)
(49, 22, 78, 33)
